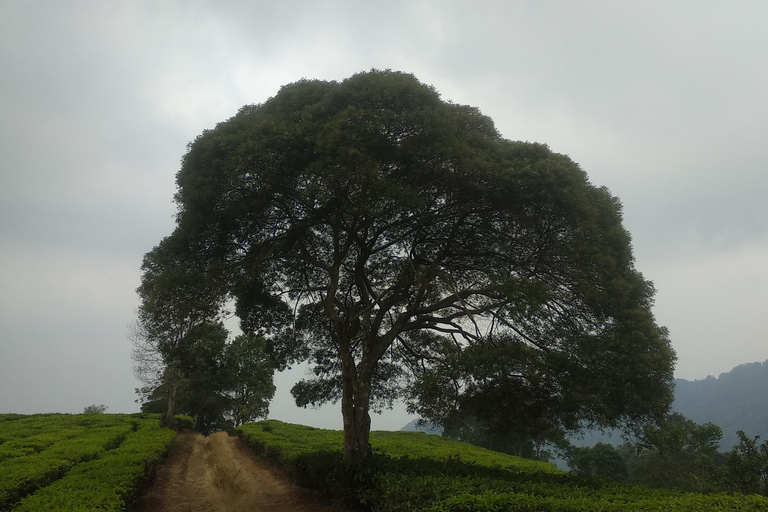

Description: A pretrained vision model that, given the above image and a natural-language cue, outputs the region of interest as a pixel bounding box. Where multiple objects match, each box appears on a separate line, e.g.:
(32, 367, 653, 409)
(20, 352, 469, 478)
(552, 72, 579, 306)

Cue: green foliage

(723, 431, 768, 496)
(438, 410, 567, 461)
(134, 243, 276, 432)
(569, 442, 629, 481)
(171, 414, 195, 431)
(134, 230, 230, 427)
(237, 420, 768, 511)
(157, 69, 675, 462)
(174, 322, 232, 433)
(574, 415, 768, 497)
(0, 413, 175, 511)
(135, 324, 275, 433)
(222, 334, 275, 426)
(238, 420, 560, 473)
(0, 415, 133, 510)
(626, 413, 724, 492)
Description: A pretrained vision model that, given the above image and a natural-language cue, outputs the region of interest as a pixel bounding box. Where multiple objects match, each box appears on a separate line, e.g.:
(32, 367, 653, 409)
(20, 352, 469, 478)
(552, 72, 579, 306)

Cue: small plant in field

(204, 437, 245, 493)
(209, 461, 245, 493)
(83, 404, 108, 414)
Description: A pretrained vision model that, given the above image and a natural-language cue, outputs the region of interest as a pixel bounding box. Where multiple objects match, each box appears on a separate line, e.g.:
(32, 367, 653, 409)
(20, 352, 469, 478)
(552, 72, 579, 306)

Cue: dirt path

(136, 431, 348, 512)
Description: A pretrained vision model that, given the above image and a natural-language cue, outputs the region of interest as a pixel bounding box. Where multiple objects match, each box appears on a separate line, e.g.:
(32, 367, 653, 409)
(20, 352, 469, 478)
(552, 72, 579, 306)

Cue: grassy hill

(237, 419, 768, 511)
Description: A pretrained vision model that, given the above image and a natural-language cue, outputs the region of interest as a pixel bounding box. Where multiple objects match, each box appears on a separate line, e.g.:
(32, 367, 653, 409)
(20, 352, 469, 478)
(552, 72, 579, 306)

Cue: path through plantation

(136, 431, 347, 512)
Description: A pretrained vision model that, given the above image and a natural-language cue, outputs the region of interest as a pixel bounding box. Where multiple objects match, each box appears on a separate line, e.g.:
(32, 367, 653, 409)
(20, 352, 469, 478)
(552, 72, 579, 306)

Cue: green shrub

(172, 415, 195, 431)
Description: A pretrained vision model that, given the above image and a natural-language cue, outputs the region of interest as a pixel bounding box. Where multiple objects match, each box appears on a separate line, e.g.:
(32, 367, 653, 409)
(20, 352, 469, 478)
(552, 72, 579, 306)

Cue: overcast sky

(2, 1, 767, 430)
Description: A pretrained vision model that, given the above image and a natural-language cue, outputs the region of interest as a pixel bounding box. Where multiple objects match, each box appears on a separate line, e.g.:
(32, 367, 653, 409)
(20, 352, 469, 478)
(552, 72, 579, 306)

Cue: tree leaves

(158, 70, 675, 460)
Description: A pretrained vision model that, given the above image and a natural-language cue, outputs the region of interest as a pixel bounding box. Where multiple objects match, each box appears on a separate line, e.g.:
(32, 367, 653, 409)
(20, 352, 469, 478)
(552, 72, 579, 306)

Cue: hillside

(674, 360, 768, 449)
(239, 419, 768, 511)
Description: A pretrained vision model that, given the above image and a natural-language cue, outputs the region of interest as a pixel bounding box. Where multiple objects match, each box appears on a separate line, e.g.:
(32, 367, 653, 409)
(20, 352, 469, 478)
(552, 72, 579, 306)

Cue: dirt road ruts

(136, 431, 347, 512)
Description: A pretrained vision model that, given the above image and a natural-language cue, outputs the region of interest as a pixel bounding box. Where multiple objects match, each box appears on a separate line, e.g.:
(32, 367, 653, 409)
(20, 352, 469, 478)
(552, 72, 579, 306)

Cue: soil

(135, 431, 349, 512)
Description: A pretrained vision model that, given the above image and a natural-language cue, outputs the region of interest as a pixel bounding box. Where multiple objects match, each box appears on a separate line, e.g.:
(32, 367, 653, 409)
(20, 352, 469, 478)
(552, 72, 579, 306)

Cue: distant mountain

(570, 360, 768, 451)
(673, 360, 768, 450)
(400, 418, 443, 435)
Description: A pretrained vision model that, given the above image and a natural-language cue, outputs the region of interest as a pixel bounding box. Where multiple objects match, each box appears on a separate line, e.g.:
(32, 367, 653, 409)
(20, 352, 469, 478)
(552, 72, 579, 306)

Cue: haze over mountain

(674, 360, 768, 450)
(401, 419, 443, 436)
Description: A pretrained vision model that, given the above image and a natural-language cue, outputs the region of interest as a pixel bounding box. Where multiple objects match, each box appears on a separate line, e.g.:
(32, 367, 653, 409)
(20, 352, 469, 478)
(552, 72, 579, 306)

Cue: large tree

(163, 70, 675, 463)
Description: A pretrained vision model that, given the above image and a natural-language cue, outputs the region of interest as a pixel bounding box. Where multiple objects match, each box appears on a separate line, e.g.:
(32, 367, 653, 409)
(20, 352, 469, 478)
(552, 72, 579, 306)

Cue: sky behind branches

(1, 1, 767, 429)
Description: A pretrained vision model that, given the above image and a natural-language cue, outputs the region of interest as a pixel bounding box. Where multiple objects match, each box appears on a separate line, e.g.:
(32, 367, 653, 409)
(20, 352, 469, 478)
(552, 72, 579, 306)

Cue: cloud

(0, 242, 141, 413)
(1, 0, 767, 423)
(649, 238, 768, 379)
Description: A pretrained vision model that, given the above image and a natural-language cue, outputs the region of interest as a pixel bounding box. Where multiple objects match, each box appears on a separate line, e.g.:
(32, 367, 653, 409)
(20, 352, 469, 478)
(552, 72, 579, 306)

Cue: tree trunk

(162, 366, 179, 428)
(341, 364, 372, 465)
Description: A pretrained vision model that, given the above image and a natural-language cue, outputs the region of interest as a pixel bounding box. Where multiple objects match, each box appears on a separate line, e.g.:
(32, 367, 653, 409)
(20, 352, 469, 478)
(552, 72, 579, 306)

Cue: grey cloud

(2, 0, 767, 423)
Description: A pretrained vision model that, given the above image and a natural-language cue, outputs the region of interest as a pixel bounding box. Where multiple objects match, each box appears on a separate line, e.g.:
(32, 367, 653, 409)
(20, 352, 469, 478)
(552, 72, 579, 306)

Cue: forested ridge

(517, 359, 768, 496)
(674, 360, 768, 450)
(553, 359, 768, 452)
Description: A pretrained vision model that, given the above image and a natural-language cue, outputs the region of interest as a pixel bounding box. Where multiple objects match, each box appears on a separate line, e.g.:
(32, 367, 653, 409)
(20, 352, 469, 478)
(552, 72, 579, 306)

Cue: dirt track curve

(136, 431, 347, 512)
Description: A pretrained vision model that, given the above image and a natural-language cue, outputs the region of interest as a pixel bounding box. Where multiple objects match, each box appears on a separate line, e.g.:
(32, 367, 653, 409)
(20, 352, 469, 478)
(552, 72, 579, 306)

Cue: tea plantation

(237, 420, 768, 511)
(0, 413, 178, 511)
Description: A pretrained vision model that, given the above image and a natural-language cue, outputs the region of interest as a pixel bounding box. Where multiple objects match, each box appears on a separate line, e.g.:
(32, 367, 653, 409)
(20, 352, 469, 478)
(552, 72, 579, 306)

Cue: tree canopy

(152, 70, 675, 462)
